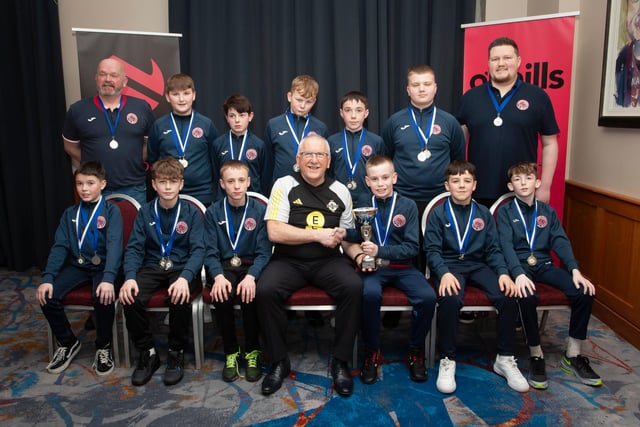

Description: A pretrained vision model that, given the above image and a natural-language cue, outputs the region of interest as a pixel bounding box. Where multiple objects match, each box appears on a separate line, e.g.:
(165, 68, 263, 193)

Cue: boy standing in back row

(497, 162, 601, 389)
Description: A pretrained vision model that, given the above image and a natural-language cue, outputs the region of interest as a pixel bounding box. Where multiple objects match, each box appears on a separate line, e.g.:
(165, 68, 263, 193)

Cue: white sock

(529, 345, 543, 358)
(566, 337, 582, 358)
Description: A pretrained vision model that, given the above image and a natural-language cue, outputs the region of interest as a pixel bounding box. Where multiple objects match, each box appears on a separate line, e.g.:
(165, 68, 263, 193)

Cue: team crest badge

(244, 218, 257, 231)
(392, 214, 406, 228)
(361, 145, 373, 157)
(176, 221, 189, 234)
(516, 100, 530, 110)
(192, 127, 204, 138)
(472, 218, 485, 231)
(96, 216, 106, 229)
(126, 113, 138, 124)
(432, 124, 442, 135)
(246, 148, 258, 160)
(536, 215, 548, 228)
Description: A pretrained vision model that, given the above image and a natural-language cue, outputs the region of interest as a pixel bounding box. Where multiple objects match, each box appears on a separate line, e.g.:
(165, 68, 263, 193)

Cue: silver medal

(417, 149, 431, 162)
(159, 257, 166, 269)
(164, 257, 173, 271)
(179, 158, 189, 168)
(91, 254, 101, 265)
(493, 116, 503, 127)
(77, 256, 85, 265)
(109, 138, 119, 149)
(293, 164, 300, 172)
(230, 255, 242, 267)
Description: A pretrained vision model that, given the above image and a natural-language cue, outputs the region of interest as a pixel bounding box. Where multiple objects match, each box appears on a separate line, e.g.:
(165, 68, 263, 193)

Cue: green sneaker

(223, 350, 241, 382)
(244, 350, 262, 382)
(560, 353, 602, 387)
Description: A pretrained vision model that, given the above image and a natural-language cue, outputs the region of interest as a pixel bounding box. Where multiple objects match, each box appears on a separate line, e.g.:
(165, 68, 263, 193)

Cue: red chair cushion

(536, 282, 570, 305)
(463, 286, 492, 306)
(146, 281, 203, 308)
(61, 284, 93, 305)
(286, 286, 335, 306)
(380, 287, 411, 306)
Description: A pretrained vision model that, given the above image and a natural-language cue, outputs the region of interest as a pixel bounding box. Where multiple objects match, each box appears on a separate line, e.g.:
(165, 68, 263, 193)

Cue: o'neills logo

(468, 61, 565, 90)
(176, 221, 189, 234)
(472, 218, 485, 231)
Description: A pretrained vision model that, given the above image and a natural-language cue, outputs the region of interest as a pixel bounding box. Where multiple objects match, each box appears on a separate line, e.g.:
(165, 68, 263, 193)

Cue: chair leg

(539, 310, 550, 334)
(47, 325, 55, 360)
(426, 306, 437, 368)
(352, 335, 358, 368)
(192, 296, 203, 370)
(122, 309, 131, 368)
(112, 302, 120, 368)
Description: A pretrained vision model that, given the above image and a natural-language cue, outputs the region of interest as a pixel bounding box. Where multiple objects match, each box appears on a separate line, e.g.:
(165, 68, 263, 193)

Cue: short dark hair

(219, 159, 249, 179)
(152, 157, 184, 179)
(365, 154, 394, 173)
(488, 37, 520, 57)
(75, 160, 106, 181)
(166, 73, 195, 93)
(340, 91, 369, 109)
(507, 162, 537, 180)
(445, 160, 476, 179)
(223, 95, 253, 115)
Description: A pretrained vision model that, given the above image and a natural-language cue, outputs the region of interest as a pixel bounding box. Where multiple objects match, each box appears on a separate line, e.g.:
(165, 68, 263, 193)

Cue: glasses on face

(299, 152, 329, 160)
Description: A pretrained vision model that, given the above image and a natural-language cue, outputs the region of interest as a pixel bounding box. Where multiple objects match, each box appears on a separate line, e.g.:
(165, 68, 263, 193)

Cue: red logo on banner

(111, 55, 164, 110)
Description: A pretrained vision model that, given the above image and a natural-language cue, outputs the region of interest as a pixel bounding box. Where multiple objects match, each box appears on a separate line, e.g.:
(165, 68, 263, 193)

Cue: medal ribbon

(513, 199, 538, 254)
(75, 196, 104, 256)
(169, 112, 195, 158)
(408, 106, 437, 152)
(96, 95, 124, 141)
(153, 198, 182, 258)
(224, 198, 248, 255)
(486, 80, 522, 118)
(285, 110, 310, 155)
(342, 129, 366, 181)
(372, 192, 397, 247)
(445, 198, 476, 257)
(228, 130, 248, 160)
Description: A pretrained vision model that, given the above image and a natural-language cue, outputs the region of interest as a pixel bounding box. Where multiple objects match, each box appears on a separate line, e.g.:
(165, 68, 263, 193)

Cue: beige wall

(57, 0, 640, 199)
(58, 0, 169, 109)
(485, 0, 640, 199)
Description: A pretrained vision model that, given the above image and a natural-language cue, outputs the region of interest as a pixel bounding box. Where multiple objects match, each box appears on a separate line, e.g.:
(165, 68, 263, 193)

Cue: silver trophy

(353, 207, 378, 270)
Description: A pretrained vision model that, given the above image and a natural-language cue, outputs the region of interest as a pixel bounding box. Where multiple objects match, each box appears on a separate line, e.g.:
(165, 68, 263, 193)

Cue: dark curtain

(169, 0, 475, 135)
(0, 1, 73, 270)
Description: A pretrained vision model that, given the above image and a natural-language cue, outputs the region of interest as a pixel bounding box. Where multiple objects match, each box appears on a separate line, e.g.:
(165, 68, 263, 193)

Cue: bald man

(63, 58, 155, 204)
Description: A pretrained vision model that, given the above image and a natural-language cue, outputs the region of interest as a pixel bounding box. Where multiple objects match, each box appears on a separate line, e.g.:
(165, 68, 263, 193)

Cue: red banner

(75, 29, 181, 118)
(462, 15, 576, 219)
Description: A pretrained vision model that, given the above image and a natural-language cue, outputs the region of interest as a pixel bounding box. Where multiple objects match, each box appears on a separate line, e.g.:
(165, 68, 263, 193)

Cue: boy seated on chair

(204, 160, 271, 382)
(119, 157, 205, 386)
(424, 160, 528, 394)
(497, 161, 601, 389)
(348, 155, 436, 384)
(37, 161, 123, 376)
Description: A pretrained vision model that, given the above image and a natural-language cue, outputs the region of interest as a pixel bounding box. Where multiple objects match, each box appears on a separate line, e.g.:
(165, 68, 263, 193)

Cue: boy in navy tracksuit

(212, 95, 270, 200)
(264, 74, 328, 184)
(327, 91, 385, 208)
(147, 73, 219, 205)
(350, 155, 436, 384)
(119, 157, 205, 387)
(425, 160, 528, 394)
(497, 162, 601, 389)
(37, 161, 123, 376)
(204, 160, 272, 382)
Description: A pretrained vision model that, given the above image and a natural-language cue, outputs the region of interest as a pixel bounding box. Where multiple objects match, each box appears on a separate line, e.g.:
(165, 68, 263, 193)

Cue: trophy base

(361, 256, 377, 270)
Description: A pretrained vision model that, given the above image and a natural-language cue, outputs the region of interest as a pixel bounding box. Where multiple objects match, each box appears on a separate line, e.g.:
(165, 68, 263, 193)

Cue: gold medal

(91, 254, 101, 265)
(159, 257, 166, 269)
(527, 254, 537, 266)
(164, 257, 173, 270)
(178, 158, 189, 168)
(230, 254, 242, 267)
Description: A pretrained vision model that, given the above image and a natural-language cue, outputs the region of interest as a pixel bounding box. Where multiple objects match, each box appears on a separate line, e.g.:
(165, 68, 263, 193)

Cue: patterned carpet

(1, 269, 639, 426)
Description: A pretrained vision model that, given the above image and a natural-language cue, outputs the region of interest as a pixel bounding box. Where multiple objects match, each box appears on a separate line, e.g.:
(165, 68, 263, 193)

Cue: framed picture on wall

(599, 0, 640, 128)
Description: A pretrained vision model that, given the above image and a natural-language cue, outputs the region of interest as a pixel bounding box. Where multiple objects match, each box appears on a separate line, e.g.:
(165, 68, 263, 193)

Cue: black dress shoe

(261, 357, 291, 395)
(331, 358, 353, 397)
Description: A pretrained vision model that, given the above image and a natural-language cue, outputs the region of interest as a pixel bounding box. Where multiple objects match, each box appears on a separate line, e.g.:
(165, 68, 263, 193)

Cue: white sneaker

(493, 355, 529, 392)
(436, 357, 456, 393)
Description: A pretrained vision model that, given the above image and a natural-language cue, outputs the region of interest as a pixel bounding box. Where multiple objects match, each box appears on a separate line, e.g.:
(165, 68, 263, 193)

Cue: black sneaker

(561, 353, 602, 387)
(528, 356, 548, 389)
(47, 339, 81, 374)
(93, 344, 115, 376)
(408, 348, 428, 382)
(132, 349, 161, 386)
(360, 349, 381, 384)
(382, 311, 401, 329)
(163, 349, 184, 386)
